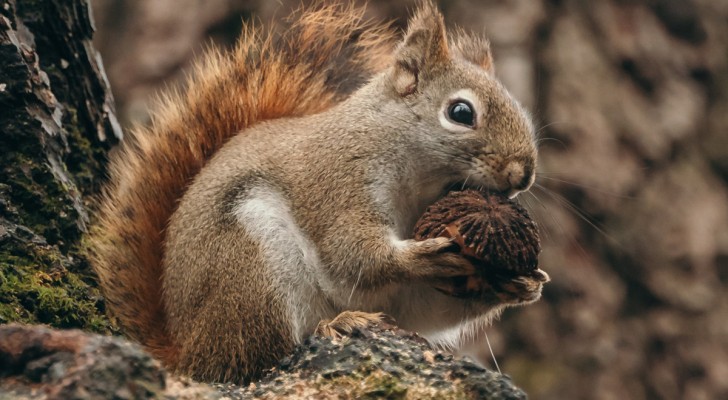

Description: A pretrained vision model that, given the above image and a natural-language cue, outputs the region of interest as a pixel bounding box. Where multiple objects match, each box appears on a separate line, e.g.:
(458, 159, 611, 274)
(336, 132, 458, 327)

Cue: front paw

(434, 269, 549, 305)
(493, 269, 549, 304)
(404, 238, 477, 278)
(409, 237, 458, 255)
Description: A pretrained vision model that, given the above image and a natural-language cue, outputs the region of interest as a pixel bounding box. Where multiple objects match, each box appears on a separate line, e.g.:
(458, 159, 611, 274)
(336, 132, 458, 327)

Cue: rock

(0, 323, 525, 399)
(221, 321, 525, 399)
(0, 324, 217, 400)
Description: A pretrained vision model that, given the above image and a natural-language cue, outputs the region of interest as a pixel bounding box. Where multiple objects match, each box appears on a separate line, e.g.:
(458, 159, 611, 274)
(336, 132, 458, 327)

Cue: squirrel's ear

(392, 2, 450, 96)
(450, 30, 495, 75)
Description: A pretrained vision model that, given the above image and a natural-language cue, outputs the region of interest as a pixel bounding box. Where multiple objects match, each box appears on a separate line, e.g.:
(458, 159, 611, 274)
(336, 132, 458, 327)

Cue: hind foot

(315, 311, 394, 340)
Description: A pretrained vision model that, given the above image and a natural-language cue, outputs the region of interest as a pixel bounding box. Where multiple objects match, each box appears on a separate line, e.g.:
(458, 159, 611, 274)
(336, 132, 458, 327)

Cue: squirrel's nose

(503, 161, 534, 198)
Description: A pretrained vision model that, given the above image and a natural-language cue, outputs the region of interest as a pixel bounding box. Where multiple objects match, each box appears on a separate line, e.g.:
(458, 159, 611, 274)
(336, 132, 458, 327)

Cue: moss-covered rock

(0, 231, 113, 332)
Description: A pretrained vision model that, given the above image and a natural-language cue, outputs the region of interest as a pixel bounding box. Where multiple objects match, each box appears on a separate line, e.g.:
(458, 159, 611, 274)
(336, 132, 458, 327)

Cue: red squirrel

(90, 2, 543, 383)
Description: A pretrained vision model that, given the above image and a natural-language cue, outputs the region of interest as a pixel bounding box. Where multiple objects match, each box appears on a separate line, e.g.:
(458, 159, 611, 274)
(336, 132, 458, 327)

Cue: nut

(413, 190, 540, 275)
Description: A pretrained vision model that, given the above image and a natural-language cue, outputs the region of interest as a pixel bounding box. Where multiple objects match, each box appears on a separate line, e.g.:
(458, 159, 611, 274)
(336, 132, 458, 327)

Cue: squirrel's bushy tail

(89, 4, 395, 366)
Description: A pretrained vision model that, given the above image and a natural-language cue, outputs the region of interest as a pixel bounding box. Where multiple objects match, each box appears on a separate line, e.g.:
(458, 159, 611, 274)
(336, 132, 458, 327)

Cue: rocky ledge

(0, 323, 525, 399)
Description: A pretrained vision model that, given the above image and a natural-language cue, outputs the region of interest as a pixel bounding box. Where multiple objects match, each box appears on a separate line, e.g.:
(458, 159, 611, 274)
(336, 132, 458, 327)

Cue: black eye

(447, 101, 475, 127)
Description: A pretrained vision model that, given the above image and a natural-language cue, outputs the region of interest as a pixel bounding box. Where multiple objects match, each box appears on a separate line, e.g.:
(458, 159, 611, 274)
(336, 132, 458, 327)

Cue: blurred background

(90, 0, 728, 399)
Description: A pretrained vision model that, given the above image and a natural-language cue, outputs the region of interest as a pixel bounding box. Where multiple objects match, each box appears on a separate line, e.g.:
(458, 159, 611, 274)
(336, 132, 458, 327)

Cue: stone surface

(0, 324, 524, 400)
(0, 324, 217, 399)
(237, 322, 525, 400)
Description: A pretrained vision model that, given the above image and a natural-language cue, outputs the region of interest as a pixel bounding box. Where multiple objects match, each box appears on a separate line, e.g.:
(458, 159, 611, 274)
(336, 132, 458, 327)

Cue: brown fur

(90, 1, 541, 384)
(89, 3, 395, 372)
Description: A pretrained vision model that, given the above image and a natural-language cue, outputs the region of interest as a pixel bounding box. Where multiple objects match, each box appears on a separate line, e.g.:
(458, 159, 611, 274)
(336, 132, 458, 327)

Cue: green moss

(5, 153, 82, 249)
(64, 107, 108, 197)
(0, 239, 114, 333)
(357, 373, 408, 399)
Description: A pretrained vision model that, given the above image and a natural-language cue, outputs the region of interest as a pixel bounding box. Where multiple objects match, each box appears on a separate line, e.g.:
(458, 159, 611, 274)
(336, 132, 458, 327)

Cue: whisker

(535, 171, 572, 176)
(537, 176, 633, 199)
(529, 190, 568, 245)
(533, 121, 567, 149)
(535, 137, 568, 149)
(521, 192, 552, 243)
(347, 265, 364, 306)
(530, 186, 602, 275)
(484, 329, 501, 374)
(535, 120, 563, 135)
(534, 183, 621, 246)
(460, 173, 474, 190)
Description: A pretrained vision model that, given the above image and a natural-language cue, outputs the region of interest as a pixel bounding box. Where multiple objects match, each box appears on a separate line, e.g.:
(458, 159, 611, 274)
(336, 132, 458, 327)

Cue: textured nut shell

(413, 190, 540, 274)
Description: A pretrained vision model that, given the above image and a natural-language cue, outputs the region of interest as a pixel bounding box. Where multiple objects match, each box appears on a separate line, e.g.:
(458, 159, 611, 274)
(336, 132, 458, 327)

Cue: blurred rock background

(90, 0, 728, 399)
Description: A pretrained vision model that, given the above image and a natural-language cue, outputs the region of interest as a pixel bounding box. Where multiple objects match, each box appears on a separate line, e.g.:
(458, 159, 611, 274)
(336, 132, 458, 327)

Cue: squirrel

(89, 2, 544, 384)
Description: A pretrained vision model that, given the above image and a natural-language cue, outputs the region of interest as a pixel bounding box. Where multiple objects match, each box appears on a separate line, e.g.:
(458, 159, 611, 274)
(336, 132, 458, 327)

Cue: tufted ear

(450, 29, 495, 75)
(392, 1, 450, 96)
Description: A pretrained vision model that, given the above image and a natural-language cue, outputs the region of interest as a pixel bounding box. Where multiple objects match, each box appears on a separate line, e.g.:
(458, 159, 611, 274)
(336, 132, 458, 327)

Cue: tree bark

(0, 0, 119, 331)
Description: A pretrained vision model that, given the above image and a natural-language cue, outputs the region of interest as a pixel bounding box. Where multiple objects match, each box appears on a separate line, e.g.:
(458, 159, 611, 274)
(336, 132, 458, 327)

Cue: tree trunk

(0, 0, 119, 331)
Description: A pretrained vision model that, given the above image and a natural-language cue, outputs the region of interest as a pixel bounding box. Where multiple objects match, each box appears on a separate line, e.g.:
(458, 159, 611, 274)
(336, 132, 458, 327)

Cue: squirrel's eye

(447, 101, 475, 127)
